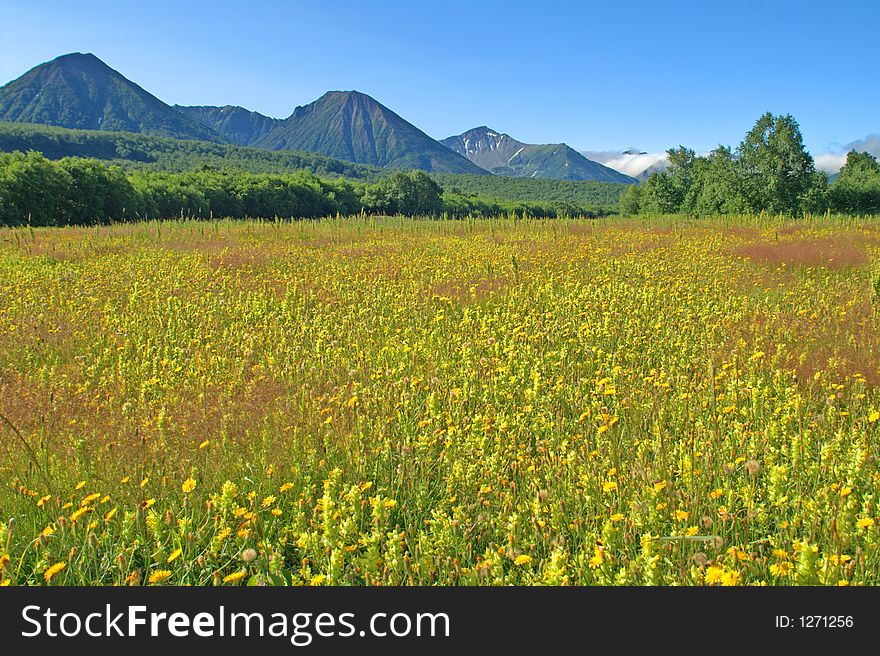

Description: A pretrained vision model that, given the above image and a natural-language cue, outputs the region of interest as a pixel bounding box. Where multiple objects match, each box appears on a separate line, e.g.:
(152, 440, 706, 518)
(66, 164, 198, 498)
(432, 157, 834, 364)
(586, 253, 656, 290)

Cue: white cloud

(812, 134, 880, 174)
(585, 132, 880, 178)
(814, 153, 847, 174)
(847, 133, 880, 156)
(582, 150, 669, 177)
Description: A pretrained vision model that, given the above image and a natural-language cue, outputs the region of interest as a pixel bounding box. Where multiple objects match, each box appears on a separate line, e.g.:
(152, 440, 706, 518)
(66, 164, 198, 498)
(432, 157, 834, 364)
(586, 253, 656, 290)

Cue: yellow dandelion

(770, 562, 794, 576)
(104, 508, 118, 522)
(704, 565, 725, 585)
(856, 518, 875, 529)
(198, 439, 210, 449)
(223, 569, 247, 584)
(181, 478, 197, 494)
(44, 562, 66, 583)
(279, 483, 294, 493)
(148, 569, 172, 585)
(69, 507, 90, 523)
(310, 574, 326, 586)
(602, 480, 618, 493)
(167, 548, 182, 564)
(869, 411, 879, 423)
(142, 498, 156, 509)
(80, 492, 101, 506)
(721, 570, 741, 586)
(513, 554, 532, 566)
(75, 481, 86, 491)
(261, 495, 276, 508)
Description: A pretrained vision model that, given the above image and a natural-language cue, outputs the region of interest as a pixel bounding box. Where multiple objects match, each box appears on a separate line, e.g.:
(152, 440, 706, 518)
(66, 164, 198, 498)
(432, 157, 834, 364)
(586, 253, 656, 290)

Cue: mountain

(0, 53, 220, 142)
(255, 91, 487, 174)
(632, 159, 670, 182)
(174, 105, 281, 146)
(441, 127, 636, 183)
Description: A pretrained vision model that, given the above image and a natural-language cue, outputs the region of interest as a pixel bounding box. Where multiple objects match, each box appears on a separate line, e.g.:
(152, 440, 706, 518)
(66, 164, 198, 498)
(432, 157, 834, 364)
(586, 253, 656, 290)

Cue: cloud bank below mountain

(586, 133, 880, 178)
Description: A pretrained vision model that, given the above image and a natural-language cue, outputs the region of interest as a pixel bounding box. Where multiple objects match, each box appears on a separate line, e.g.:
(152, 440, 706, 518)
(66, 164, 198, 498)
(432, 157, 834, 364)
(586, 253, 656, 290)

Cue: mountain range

(0, 53, 636, 182)
(442, 127, 634, 183)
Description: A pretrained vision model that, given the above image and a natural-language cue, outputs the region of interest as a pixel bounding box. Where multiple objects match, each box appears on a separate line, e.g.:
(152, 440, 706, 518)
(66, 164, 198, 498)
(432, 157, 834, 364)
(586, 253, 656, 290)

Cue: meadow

(1, 214, 879, 586)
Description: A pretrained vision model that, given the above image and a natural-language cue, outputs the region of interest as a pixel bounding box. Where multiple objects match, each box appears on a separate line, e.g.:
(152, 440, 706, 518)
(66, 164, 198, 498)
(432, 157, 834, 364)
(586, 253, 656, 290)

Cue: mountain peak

(316, 90, 377, 104)
(256, 91, 486, 174)
(442, 127, 636, 183)
(0, 52, 221, 141)
(53, 52, 101, 62)
(45, 52, 117, 76)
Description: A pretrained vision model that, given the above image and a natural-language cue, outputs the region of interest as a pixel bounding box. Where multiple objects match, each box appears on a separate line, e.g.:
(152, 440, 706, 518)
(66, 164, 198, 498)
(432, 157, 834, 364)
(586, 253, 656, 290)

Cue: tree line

(0, 151, 608, 226)
(619, 112, 880, 217)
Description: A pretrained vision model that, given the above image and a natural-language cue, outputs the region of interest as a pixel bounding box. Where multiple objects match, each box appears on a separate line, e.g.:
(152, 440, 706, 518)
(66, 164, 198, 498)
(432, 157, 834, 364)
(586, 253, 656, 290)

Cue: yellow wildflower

(148, 570, 172, 585)
(223, 569, 247, 584)
(44, 562, 66, 583)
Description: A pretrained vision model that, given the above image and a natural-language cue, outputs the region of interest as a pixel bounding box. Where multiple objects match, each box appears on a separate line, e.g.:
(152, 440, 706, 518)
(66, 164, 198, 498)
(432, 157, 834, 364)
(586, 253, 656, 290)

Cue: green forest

(620, 112, 880, 216)
(0, 151, 613, 226)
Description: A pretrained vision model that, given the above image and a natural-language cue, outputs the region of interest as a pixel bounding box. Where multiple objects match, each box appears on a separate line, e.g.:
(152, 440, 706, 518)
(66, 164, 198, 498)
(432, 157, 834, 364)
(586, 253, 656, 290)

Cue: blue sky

(1, 0, 878, 170)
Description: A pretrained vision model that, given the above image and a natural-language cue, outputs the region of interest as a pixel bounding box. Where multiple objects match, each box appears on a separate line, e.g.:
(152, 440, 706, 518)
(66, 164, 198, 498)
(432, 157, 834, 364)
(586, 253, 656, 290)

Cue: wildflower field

(1, 215, 880, 586)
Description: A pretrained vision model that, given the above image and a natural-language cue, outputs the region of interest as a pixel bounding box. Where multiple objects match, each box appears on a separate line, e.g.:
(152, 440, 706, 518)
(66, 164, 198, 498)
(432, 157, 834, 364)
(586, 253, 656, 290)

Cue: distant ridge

(174, 105, 282, 146)
(442, 126, 636, 183)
